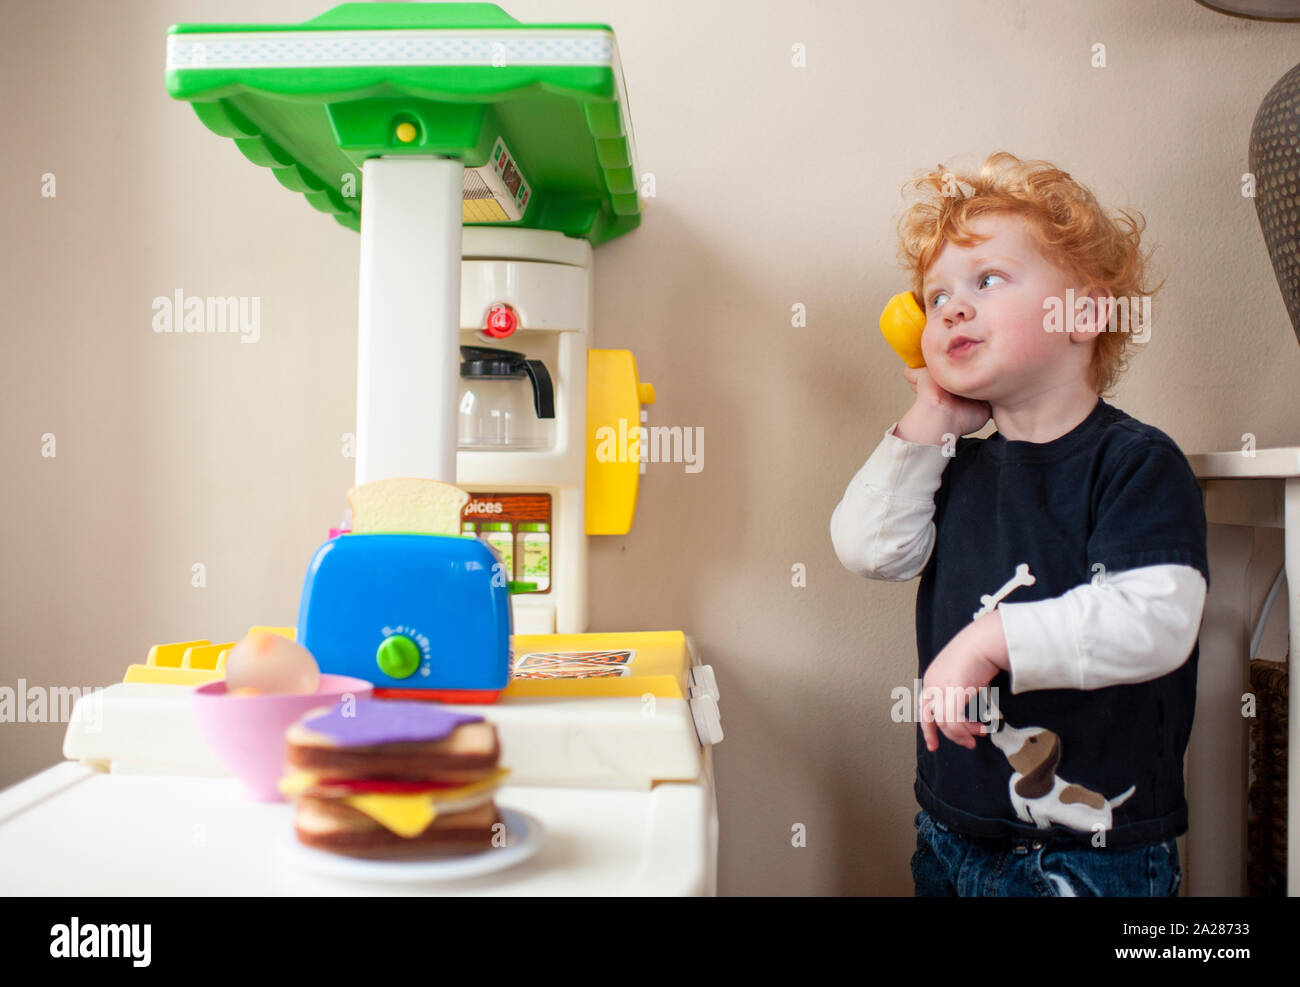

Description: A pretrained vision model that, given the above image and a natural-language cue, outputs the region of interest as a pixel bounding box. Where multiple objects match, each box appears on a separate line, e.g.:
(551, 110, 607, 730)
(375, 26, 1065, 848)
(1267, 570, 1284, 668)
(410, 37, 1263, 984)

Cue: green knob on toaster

(376, 635, 421, 679)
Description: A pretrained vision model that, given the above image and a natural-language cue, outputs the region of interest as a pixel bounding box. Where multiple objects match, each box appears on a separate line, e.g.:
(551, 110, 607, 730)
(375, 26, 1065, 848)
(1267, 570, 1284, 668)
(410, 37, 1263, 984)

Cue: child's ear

(1072, 284, 1112, 337)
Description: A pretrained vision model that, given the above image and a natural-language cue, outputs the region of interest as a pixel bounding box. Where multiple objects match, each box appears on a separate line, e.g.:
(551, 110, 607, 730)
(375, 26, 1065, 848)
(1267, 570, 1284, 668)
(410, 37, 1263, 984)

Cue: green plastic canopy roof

(164, 2, 642, 244)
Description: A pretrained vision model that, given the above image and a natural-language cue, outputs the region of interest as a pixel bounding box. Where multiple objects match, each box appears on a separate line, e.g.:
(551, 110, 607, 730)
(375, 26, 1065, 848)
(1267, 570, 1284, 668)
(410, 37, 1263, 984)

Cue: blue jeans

(911, 808, 1182, 897)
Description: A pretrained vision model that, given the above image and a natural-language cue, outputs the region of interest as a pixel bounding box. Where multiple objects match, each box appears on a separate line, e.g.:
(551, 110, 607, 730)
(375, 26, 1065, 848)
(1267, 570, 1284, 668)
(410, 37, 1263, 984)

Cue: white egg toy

(224, 632, 320, 695)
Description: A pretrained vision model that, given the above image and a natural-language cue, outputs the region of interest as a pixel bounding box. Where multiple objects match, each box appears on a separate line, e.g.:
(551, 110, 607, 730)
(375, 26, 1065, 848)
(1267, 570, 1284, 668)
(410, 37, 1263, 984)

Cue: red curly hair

(896, 152, 1164, 397)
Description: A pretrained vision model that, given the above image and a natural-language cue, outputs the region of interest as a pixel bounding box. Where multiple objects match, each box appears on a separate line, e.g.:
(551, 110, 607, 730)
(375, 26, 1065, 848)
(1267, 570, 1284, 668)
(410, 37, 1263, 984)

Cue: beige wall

(2, 0, 1298, 895)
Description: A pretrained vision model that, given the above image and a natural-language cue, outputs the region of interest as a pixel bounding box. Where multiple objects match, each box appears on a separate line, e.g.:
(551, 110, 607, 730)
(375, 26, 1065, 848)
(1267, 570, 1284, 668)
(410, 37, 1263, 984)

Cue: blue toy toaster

(296, 533, 512, 702)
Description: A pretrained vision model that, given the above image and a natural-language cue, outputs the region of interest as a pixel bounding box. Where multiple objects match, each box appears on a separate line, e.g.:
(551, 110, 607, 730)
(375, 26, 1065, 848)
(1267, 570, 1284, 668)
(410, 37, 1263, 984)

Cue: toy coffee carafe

(459, 345, 556, 450)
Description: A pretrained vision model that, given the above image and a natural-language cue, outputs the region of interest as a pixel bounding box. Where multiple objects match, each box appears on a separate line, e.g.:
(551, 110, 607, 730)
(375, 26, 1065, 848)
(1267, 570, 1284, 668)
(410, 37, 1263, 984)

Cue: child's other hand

(902, 366, 991, 439)
(920, 612, 1005, 752)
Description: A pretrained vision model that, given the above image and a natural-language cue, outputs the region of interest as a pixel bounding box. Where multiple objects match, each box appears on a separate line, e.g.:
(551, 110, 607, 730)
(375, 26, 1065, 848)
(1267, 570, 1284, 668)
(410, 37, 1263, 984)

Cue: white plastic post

(356, 156, 464, 486)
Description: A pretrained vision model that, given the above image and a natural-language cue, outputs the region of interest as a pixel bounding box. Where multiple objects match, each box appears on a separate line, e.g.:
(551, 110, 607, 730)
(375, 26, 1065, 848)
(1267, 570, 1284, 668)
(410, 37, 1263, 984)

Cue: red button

(484, 303, 518, 338)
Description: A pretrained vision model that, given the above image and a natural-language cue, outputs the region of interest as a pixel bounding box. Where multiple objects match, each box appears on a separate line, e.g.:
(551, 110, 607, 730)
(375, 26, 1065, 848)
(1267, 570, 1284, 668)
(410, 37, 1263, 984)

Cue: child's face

(919, 212, 1093, 404)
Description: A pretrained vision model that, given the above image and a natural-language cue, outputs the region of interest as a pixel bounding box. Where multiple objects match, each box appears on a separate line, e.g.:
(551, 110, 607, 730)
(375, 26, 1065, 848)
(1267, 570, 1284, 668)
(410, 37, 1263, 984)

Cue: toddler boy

(830, 152, 1209, 897)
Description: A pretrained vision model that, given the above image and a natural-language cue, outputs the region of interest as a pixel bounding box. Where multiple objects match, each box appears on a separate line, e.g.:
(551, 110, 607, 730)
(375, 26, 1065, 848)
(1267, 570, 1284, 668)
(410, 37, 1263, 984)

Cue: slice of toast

(284, 725, 502, 782)
(285, 701, 500, 782)
(294, 799, 502, 858)
(347, 477, 470, 535)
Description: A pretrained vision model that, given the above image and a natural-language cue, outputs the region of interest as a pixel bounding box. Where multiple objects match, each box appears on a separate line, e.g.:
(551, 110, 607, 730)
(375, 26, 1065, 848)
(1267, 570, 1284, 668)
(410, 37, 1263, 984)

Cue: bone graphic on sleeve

(973, 563, 1036, 621)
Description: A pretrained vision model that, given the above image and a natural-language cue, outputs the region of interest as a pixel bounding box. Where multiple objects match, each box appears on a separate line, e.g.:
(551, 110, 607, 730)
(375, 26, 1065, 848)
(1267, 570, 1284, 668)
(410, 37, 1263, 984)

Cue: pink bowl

(192, 674, 374, 801)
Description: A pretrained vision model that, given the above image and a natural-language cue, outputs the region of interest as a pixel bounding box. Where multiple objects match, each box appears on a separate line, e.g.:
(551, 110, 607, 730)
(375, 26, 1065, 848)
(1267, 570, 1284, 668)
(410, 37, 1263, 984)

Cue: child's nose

(940, 296, 974, 322)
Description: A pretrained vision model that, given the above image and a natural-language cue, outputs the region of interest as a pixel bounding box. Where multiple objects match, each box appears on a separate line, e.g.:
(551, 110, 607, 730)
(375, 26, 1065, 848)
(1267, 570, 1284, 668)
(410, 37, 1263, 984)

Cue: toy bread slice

(285, 701, 501, 782)
(294, 798, 502, 858)
(346, 477, 470, 535)
(285, 724, 503, 783)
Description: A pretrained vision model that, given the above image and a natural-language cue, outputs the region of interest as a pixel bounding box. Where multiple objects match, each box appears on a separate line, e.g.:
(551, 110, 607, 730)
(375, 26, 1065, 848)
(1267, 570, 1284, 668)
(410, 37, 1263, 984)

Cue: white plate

(279, 806, 545, 883)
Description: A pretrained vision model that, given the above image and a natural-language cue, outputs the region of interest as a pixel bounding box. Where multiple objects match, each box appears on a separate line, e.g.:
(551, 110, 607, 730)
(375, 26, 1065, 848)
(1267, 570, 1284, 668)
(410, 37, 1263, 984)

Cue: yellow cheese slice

(342, 769, 511, 836)
(345, 792, 439, 838)
(279, 768, 512, 837)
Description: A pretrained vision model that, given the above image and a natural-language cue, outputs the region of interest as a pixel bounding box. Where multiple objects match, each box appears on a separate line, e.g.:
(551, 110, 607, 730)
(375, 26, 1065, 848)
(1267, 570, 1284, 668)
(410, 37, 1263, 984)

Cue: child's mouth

(948, 340, 980, 358)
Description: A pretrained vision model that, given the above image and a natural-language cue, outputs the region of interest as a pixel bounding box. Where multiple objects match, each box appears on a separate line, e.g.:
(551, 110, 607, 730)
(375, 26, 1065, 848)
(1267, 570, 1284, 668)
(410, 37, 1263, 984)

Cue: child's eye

(928, 273, 1005, 310)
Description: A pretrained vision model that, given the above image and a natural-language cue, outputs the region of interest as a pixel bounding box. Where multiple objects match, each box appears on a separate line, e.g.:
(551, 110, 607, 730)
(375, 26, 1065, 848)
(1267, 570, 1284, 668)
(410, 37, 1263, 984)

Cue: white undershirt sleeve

(997, 564, 1208, 693)
(830, 421, 952, 581)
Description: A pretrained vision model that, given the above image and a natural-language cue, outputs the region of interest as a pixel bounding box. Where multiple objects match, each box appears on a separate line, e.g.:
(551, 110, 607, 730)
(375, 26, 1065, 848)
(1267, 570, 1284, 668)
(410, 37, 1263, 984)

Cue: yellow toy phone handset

(879, 291, 927, 368)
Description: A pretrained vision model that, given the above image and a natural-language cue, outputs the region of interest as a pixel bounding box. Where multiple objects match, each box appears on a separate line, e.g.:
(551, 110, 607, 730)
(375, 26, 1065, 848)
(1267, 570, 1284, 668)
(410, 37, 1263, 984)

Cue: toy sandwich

(279, 700, 509, 858)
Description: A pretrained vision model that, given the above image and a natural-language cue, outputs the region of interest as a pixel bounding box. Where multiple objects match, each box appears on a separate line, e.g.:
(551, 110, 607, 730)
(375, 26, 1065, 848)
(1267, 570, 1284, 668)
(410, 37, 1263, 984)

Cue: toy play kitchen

(0, 2, 722, 895)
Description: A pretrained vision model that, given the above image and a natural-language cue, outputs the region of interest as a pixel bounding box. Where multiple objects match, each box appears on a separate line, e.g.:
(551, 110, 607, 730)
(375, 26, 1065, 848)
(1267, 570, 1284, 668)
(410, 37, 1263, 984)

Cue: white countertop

(0, 762, 717, 896)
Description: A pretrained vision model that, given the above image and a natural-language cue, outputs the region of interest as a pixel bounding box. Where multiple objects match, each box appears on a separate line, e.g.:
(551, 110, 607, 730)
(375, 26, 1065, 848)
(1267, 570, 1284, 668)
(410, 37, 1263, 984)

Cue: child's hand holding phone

(899, 365, 992, 442)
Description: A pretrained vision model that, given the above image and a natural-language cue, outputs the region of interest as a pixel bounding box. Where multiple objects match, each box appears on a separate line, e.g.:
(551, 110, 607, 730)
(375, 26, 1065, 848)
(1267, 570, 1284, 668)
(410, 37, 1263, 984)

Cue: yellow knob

(879, 291, 927, 368)
(395, 121, 417, 143)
